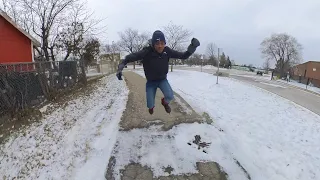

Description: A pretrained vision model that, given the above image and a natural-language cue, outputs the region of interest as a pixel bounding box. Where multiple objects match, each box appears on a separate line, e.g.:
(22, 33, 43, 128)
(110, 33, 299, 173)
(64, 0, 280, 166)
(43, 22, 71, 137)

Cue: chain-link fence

(0, 60, 87, 118)
(86, 60, 118, 78)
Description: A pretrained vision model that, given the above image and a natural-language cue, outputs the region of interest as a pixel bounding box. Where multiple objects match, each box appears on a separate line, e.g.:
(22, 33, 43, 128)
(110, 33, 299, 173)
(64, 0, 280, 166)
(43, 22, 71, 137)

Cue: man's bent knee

(164, 89, 174, 103)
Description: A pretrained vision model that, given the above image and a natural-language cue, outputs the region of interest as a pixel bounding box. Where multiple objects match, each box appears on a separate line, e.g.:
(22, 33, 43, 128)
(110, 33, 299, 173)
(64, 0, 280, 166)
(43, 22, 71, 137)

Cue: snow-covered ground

(0, 75, 128, 180)
(1, 69, 320, 180)
(277, 79, 320, 94)
(173, 64, 260, 76)
(133, 69, 320, 180)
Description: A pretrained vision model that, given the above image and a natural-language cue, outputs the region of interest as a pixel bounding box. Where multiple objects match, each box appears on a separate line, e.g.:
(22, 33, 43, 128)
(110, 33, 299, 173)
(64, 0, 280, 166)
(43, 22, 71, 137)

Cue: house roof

(298, 61, 320, 65)
(0, 10, 41, 47)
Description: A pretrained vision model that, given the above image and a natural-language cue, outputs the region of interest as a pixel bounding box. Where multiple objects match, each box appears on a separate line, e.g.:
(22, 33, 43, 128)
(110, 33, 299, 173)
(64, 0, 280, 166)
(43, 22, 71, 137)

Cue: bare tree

(118, 28, 149, 69)
(15, 0, 80, 61)
(103, 42, 120, 61)
(102, 42, 121, 72)
(185, 53, 202, 66)
(1, 0, 19, 22)
(163, 21, 192, 71)
(67, 1, 105, 38)
(55, 22, 84, 61)
(260, 33, 303, 77)
(52, 1, 104, 61)
(81, 37, 100, 66)
(1, 0, 33, 33)
(206, 43, 218, 66)
(263, 59, 270, 73)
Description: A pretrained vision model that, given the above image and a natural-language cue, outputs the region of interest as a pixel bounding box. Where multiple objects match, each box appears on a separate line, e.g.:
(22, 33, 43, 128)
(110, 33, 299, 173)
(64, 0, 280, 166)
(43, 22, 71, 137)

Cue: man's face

(154, 41, 165, 53)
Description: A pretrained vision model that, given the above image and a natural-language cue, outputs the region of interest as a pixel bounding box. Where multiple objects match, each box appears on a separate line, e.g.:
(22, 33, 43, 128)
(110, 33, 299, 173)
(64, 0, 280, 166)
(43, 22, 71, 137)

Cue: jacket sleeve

(122, 47, 150, 65)
(166, 47, 193, 60)
(117, 47, 150, 72)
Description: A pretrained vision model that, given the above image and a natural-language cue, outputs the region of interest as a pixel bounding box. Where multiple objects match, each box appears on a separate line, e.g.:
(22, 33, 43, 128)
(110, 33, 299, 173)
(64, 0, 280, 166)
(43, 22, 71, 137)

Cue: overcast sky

(87, 0, 320, 67)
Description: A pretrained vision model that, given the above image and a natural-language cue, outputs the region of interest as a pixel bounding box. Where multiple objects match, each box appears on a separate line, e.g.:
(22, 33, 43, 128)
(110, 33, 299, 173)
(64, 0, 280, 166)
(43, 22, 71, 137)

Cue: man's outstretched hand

(191, 38, 200, 47)
(116, 71, 122, 80)
(187, 38, 200, 54)
(116, 63, 125, 80)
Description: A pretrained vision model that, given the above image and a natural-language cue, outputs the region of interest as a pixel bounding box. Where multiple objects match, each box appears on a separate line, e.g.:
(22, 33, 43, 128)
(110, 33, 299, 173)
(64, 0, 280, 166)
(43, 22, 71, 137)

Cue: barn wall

(0, 16, 32, 63)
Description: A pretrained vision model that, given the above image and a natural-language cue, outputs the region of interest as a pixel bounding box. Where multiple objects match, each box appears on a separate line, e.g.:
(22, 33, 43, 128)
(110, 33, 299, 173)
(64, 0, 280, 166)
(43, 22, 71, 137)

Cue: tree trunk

(50, 46, 56, 61)
(42, 33, 50, 61)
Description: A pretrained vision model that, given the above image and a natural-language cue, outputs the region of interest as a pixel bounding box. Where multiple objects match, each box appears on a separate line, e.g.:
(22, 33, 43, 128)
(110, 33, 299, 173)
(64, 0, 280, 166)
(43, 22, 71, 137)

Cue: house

(0, 10, 41, 66)
(292, 61, 320, 87)
(99, 53, 121, 64)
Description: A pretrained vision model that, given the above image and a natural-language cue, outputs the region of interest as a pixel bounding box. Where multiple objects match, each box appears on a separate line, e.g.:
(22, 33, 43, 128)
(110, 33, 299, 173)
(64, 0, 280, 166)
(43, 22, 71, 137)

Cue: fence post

(79, 58, 87, 85)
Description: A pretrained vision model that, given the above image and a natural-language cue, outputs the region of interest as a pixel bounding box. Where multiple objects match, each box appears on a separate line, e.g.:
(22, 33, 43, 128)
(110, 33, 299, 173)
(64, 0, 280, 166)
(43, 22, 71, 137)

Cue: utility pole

(201, 55, 203, 72)
(216, 48, 220, 84)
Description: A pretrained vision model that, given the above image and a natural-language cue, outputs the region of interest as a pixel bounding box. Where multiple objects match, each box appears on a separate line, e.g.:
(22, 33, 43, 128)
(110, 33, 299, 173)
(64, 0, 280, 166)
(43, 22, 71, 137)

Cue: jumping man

(116, 30, 200, 114)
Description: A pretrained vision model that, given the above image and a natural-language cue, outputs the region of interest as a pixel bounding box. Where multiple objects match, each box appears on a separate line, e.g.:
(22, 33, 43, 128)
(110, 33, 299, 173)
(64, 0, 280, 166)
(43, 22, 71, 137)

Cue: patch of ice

(111, 123, 247, 180)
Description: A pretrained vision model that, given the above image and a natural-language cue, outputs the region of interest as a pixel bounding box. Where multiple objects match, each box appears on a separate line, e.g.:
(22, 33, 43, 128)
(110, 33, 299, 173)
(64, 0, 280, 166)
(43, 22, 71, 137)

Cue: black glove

(116, 71, 122, 80)
(191, 38, 200, 47)
(116, 63, 125, 80)
(187, 38, 200, 54)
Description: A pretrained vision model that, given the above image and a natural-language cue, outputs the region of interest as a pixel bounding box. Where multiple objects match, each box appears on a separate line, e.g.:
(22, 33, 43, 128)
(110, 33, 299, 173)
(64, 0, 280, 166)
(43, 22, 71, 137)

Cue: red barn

(0, 10, 41, 66)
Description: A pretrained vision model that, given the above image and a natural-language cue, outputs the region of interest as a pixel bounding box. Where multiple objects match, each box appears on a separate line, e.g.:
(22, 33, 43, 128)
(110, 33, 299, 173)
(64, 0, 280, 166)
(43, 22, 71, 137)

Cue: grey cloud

(88, 0, 320, 67)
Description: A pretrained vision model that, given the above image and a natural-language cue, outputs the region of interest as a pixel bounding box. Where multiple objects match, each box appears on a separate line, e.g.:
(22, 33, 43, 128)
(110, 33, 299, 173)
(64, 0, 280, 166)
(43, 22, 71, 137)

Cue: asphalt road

(174, 66, 320, 116)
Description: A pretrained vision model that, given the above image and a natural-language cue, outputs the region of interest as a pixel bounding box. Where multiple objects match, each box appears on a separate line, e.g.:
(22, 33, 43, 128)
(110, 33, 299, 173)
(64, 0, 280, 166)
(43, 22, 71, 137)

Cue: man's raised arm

(116, 47, 150, 80)
(167, 38, 200, 59)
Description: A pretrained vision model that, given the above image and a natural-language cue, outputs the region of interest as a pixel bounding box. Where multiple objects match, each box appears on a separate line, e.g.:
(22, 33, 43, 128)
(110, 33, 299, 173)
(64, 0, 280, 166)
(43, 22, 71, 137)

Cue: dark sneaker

(161, 98, 171, 114)
(148, 107, 154, 115)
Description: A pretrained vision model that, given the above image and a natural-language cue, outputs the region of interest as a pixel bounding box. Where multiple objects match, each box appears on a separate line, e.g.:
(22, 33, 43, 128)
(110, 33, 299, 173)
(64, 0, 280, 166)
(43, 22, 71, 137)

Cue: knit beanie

(151, 30, 166, 46)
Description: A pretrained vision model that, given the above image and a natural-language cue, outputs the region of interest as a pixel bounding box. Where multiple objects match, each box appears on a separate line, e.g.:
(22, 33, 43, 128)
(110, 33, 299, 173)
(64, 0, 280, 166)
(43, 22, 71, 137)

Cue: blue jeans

(146, 79, 174, 109)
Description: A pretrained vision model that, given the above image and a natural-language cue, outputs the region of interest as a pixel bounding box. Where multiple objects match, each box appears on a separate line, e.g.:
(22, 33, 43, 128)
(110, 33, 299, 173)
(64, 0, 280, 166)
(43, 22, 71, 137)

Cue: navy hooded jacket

(121, 46, 193, 81)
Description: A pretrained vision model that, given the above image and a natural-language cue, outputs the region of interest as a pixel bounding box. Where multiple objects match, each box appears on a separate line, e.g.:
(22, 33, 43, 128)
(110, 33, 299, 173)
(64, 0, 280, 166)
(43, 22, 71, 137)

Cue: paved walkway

(105, 71, 227, 180)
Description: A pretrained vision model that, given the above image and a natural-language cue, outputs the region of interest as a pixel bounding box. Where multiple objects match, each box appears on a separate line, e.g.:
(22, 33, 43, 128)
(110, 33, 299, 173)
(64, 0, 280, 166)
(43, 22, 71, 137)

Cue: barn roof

(0, 10, 41, 47)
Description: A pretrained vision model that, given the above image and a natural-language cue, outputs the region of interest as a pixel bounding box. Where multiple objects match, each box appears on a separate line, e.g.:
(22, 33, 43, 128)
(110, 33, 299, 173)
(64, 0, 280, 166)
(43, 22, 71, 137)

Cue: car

(256, 71, 263, 75)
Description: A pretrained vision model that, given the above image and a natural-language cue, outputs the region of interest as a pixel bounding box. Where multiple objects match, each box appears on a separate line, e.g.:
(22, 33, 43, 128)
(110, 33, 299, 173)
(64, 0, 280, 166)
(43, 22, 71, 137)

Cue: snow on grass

(134, 69, 320, 180)
(174, 65, 258, 76)
(173, 95, 193, 115)
(0, 75, 128, 180)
